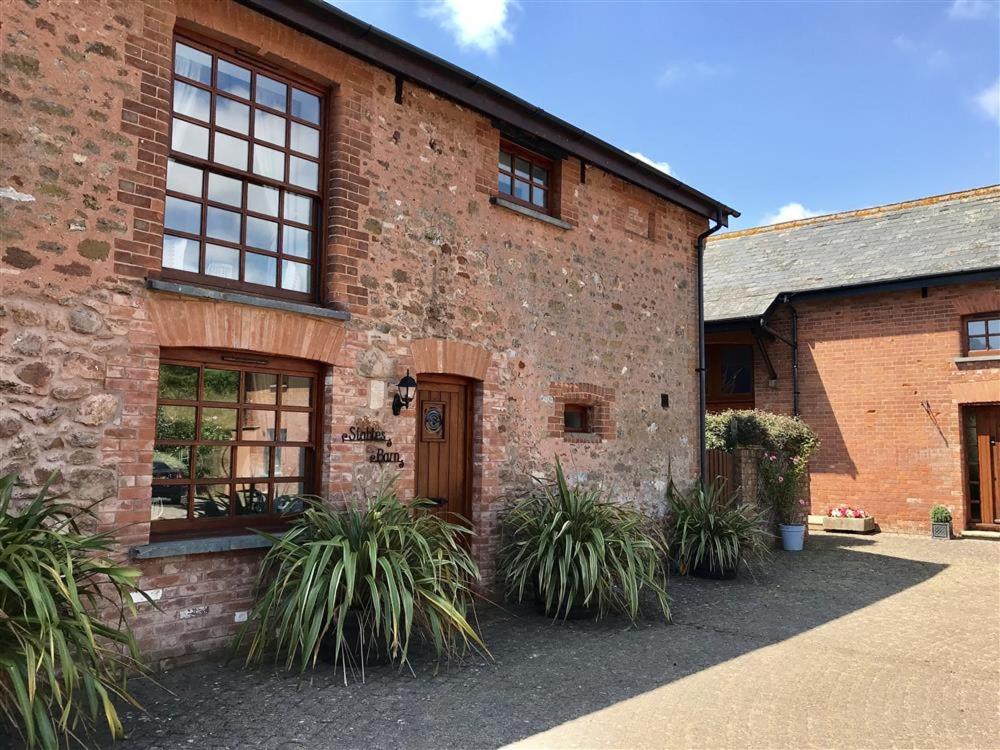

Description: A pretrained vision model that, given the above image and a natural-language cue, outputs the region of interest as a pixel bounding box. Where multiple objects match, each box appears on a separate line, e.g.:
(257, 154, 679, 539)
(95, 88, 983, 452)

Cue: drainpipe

(758, 294, 800, 417)
(697, 213, 725, 483)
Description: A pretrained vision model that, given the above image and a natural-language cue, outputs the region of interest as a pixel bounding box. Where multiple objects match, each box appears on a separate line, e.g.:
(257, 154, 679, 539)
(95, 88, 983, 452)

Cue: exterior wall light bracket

(392, 370, 417, 416)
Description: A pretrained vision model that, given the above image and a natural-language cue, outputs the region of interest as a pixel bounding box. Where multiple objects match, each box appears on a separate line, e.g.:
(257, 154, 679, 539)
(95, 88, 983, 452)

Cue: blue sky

(331, 0, 1000, 230)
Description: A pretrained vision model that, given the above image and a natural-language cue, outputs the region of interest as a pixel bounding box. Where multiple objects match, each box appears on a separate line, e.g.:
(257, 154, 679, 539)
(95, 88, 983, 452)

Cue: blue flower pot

(779, 523, 806, 551)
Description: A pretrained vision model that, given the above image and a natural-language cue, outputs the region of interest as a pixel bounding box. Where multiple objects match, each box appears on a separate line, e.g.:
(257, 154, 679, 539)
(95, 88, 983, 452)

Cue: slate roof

(704, 186, 1000, 322)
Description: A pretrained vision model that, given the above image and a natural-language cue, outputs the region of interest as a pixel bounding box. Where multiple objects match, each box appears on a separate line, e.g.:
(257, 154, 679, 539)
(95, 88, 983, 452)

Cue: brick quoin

(0, 0, 719, 667)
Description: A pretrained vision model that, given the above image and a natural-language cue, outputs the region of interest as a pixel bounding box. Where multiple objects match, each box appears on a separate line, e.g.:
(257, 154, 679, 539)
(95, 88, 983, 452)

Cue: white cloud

(761, 203, 824, 226)
(656, 61, 725, 88)
(626, 150, 672, 176)
(974, 78, 1000, 123)
(422, 0, 513, 54)
(947, 0, 996, 19)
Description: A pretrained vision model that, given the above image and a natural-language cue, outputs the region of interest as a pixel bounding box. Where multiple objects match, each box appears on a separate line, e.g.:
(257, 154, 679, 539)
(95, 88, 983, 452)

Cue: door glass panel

(242, 409, 276, 441)
(282, 376, 313, 407)
(275, 446, 306, 477)
(204, 369, 239, 402)
(281, 411, 310, 442)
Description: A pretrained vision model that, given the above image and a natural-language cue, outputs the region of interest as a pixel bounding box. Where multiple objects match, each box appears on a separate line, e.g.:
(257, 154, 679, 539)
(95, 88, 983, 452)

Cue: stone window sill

(130, 532, 285, 560)
(490, 196, 572, 230)
(147, 279, 351, 321)
(953, 354, 1000, 364)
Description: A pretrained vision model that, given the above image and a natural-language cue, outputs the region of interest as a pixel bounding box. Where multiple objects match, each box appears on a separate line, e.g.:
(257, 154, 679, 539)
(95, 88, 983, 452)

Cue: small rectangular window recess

(660, 393, 669, 409)
(580, 160, 587, 184)
(394, 75, 404, 105)
(563, 404, 591, 434)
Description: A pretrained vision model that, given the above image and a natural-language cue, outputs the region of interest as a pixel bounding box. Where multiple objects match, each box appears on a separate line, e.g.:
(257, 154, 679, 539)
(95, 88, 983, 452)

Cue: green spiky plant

(0, 473, 147, 749)
(498, 459, 670, 623)
(235, 481, 486, 682)
(667, 479, 772, 578)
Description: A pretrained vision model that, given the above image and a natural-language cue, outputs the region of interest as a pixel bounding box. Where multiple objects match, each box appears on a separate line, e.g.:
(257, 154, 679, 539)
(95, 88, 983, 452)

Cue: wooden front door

(415, 375, 473, 525)
(967, 406, 1000, 530)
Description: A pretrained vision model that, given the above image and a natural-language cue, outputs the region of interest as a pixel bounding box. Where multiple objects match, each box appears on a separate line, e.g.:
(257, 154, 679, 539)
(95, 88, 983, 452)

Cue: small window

(564, 404, 591, 434)
(165, 37, 323, 302)
(706, 343, 755, 412)
(965, 313, 1000, 355)
(152, 349, 320, 537)
(498, 141, 553, 213)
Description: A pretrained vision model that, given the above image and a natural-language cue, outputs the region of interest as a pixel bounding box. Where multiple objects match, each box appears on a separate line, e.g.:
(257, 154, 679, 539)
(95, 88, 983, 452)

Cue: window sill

(953, 354, 1000, 364)
(130, 531, 285, 560)
(490, 196, 572, 230)
(147, 279, 351, 322)
(565, 432, 602, 443)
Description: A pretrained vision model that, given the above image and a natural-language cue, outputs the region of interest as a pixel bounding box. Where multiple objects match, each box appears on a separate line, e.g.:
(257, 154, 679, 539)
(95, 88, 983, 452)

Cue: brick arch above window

(954, 289, 1000, 316)
(548, 382, 616, 442)
(148, 295, 346, 364)
(409, 339, 491, 381)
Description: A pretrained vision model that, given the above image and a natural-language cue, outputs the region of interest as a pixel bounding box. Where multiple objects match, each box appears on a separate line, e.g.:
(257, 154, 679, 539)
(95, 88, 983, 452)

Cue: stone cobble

(6, 533, 994, 750)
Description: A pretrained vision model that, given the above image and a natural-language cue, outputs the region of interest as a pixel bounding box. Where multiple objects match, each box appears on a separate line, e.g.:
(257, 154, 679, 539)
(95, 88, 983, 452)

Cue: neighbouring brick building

(704, 187, 1000, 535)
(0, 0, 737, 665)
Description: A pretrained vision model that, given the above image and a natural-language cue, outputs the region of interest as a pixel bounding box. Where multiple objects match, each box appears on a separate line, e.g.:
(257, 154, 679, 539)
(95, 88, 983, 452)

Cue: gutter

(697, 214, 726, 483)
(233, 0, 739, 225)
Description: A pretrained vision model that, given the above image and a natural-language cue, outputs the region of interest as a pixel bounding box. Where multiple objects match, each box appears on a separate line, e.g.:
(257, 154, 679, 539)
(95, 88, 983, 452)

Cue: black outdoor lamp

(392, 370, 418, 416)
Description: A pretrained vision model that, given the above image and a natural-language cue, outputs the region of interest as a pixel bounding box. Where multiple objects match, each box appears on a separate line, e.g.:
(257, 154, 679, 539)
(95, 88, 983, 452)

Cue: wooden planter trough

(822, 516, 875, 533)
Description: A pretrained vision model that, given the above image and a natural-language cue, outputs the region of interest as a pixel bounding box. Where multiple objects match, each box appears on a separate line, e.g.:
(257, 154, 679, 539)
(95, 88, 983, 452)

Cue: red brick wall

(741, 281, 1000, 534)
(1, 0, 706, 667)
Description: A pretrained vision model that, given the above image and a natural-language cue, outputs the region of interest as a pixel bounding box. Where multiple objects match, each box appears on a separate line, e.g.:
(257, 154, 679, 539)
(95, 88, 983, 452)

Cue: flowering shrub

(758, 451, 810, 525)
(829, 505, 868, 519)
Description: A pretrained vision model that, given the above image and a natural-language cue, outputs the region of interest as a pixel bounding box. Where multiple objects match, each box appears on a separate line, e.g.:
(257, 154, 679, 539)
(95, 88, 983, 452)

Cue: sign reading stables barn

(341, 425, 404, 467)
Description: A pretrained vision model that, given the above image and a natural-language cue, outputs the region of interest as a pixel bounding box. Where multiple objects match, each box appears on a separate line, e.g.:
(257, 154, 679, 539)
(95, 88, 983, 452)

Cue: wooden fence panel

(706, 449, 738, 495)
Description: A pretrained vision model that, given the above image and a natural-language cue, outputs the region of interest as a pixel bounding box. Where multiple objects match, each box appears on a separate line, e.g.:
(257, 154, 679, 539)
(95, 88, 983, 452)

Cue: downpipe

(697, 214, 724, 483)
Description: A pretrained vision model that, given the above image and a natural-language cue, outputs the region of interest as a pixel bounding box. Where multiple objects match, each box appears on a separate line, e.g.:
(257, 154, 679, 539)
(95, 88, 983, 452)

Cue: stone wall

(1, 0, 707, 666)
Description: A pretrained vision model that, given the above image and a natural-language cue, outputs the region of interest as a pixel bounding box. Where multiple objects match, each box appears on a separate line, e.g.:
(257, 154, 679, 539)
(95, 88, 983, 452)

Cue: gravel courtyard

(103, 534, 997, 750)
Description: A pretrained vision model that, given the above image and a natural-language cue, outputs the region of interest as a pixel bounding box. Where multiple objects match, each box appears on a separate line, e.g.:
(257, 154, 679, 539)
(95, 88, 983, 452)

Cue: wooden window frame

(163, 34, 326, 303)
(151, 348, 322, 539)
(498, 140, 555, 215)
(563, 404, 592, 434)
(963, 312, 1000, 356)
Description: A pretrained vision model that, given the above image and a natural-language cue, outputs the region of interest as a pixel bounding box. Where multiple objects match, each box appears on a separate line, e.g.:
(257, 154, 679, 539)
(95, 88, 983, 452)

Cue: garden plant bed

(823, 516, 876, 533)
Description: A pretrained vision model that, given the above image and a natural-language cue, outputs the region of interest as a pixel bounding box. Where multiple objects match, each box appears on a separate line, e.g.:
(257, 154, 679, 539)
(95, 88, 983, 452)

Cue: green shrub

(498, 459, 670, 623)
(758, 451, 810, 524)
(667, 479, 772, 576)
(930, 505, 952, 524)
(706, 409, 818, 458)
(0, 473, 146, 749)
(236, 482, 485, 680)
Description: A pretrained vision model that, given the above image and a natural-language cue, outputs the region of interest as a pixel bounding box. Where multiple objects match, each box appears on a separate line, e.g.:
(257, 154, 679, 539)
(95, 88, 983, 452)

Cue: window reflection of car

(152, 460, 186, 503)
(276, 494, 305, 514)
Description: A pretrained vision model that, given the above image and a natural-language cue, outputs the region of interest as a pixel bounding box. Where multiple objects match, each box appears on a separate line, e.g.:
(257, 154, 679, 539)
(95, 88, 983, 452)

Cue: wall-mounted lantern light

(392, 370, 418, 416)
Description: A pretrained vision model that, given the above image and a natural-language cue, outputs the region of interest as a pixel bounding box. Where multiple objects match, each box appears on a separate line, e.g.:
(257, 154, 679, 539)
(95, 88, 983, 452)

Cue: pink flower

(769, 454, 777, 462)
(799, 499, 807, 506)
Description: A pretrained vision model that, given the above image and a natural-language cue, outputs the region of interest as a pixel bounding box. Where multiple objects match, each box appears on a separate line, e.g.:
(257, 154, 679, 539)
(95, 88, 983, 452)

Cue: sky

(330, 0, 1000, 231)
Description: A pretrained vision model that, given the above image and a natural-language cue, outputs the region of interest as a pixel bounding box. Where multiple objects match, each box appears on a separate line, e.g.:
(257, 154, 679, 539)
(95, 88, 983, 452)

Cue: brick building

(704, 187, 1000, 535)
(0, 0, 737, 665)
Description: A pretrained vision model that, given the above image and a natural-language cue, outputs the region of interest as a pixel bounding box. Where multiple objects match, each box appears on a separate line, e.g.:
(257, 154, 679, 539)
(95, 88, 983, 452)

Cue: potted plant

(0, 473, 148, 750)
(498, 459, 670, 622)
(823, 505, 875, 533)
(930, 505, 952, 540)
(759, 451, 809, 551)
(667, 479, 771, 579)
(235, 481, 487, 680)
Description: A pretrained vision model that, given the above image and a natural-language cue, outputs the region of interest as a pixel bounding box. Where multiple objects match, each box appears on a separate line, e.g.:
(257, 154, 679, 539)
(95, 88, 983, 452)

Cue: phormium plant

(235, 481, 486, 682)
(498, 459, 670, 623)
(667, 478, 772, 578)
(0, 473, 147, 750)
